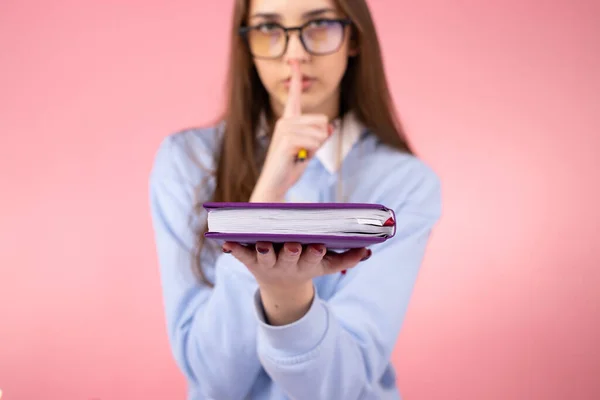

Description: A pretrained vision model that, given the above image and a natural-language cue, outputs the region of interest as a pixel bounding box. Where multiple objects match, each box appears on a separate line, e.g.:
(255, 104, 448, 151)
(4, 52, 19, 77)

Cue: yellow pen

(296, 148, 308, 162)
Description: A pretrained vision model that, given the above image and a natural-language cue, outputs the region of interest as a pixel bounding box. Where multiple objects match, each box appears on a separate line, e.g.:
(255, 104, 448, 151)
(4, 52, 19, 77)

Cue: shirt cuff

(253, 285, 329, 357)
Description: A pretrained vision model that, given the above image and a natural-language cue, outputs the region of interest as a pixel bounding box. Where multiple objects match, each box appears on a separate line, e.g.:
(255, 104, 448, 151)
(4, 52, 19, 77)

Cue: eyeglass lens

(247, 20, 345, 58)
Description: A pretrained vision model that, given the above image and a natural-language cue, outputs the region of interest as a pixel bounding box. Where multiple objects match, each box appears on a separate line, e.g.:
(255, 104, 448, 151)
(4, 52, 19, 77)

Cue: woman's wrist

(250, 180, 286, 203)
(259, 281, 315, 326)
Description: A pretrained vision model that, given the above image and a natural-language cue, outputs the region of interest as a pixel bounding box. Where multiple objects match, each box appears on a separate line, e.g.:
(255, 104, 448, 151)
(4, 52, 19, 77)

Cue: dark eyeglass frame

(238, 18, 352, 59)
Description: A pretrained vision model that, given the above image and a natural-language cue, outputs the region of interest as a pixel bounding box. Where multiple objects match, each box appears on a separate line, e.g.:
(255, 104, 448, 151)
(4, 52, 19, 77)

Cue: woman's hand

(223, 241, 371, 288)
(222, 241, 372, 325)
(251, 61, 333, 202)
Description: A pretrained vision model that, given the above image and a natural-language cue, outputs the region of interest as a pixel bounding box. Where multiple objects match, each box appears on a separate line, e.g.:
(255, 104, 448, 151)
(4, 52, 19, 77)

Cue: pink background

(1, 0, 599, 399)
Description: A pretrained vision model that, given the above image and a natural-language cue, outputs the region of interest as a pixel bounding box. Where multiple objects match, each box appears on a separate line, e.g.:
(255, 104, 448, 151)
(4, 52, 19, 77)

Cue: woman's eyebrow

(249, 7, 337, 22)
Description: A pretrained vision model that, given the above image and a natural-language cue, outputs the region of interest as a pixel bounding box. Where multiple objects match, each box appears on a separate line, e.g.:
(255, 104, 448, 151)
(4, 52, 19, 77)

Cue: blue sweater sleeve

(253, 160, 442, 399)
(149, 134, 262, 399)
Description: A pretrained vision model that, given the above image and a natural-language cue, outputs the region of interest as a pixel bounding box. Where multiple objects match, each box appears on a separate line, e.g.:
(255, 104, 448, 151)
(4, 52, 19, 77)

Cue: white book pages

(207, 208, 395, 237)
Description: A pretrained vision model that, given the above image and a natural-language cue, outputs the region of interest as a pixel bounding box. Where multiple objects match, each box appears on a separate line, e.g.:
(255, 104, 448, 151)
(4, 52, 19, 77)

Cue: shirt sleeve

(149, 132, 262, 399)
(253, 158, 443, 400)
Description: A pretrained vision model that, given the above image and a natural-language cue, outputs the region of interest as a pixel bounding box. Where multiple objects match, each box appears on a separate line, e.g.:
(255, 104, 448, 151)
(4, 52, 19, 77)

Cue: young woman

(149, 0, 441, 399)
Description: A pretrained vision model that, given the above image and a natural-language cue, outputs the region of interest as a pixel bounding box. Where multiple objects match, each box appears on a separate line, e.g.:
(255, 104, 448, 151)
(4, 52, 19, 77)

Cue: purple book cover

(203, 202, 396, 249)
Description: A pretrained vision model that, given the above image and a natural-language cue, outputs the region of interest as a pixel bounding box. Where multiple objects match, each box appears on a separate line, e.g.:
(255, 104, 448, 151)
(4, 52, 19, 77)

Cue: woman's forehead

(248, 0, 340, 21)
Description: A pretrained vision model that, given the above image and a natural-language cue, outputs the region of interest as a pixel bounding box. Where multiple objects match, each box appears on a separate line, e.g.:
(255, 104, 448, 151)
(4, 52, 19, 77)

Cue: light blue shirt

(148, 119, 442, 400)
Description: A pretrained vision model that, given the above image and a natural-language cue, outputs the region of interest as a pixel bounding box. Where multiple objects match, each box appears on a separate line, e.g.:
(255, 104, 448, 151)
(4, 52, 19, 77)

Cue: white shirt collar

(257, 111, 365, 174)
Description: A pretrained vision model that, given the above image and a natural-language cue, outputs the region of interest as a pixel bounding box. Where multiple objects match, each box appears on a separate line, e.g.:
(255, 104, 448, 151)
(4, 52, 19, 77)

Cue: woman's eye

(257, 23, 280, 32)
(307, 19, 333, 28)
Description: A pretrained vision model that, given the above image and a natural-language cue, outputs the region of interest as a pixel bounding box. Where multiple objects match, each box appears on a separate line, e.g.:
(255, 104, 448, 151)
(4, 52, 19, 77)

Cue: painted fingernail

(360, 249, 372, 261)
(341, 269, 347, 275)
(287, 245, 301, 255)
(257, 247, 269, 254)
(310, 245, 325, 255)
(222, 248, 232, 254)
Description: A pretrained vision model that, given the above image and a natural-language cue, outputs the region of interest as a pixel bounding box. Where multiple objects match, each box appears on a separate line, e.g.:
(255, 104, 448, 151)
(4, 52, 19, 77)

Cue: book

(203, 202, 396, 249)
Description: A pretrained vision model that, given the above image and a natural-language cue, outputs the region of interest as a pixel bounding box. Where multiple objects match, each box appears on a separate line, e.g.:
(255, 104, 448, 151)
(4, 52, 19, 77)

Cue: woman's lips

(283, 76, 316, 90)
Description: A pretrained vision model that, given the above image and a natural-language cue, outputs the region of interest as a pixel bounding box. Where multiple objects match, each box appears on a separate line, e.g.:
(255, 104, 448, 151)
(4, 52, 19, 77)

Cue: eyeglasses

(239, 18, 352, 59)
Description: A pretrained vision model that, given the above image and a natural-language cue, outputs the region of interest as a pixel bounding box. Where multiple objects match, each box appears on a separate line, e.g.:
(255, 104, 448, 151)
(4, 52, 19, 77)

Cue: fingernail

(257, 247, 269, 254)
(310, 245, 325, 255)
(360, 249, 372, 261)
(222, 248, 232, 254)
(287, 245, 301, 255)
(341, 269, 347, 275)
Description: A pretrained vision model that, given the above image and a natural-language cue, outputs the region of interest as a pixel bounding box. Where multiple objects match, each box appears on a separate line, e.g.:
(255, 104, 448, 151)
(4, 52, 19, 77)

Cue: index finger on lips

(283, 60, 302, 118)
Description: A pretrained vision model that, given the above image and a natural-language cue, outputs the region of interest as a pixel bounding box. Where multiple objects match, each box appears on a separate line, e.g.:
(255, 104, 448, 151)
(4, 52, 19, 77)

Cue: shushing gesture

(251, 61, 333, 202)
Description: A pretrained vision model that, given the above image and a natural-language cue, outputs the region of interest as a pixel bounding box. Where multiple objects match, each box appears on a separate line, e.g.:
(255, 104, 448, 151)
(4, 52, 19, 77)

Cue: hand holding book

(207, 202, 396, 325)
(222, 240, 371, 285)
(222, 239, 371, 325)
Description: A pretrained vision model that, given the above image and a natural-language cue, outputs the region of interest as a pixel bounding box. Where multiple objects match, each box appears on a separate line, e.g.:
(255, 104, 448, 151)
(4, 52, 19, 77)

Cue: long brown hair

(192, 0, 414, 286)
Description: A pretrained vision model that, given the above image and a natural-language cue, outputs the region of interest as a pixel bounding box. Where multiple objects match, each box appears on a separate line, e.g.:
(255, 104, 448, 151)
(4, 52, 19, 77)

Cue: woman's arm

(253, 159, 442, 399)
(149, 133, 262, 399)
